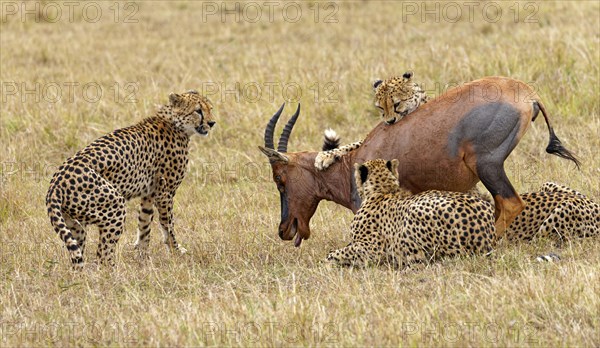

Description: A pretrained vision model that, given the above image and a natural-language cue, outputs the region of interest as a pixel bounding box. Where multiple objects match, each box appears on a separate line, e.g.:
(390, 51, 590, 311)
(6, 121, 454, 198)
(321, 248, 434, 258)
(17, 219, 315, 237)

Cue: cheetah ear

(373, 79, 383, 90)
(356, 164, 369, 184)
(403, 71, 413, 80)
(387, 159, 400, 178)
(169, 92, 182, 106)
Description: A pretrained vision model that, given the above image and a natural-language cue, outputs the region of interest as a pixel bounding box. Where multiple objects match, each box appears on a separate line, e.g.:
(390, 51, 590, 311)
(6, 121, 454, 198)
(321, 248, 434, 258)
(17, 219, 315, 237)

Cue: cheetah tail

(536, 253, 561, 262)
(322, 128, 341, 151)
(46, 186, 83, 268)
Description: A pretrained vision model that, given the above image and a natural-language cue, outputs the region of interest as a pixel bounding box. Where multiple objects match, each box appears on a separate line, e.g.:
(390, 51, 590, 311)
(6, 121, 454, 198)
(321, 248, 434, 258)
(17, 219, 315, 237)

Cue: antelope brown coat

(259, 77, 579, 247)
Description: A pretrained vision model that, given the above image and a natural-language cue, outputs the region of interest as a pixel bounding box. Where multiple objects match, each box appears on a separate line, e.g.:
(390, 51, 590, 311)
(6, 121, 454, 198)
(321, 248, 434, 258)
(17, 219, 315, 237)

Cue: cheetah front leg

(156, 195, 187, 255)
(326, 239, 384, 267)
(326, 242, 370, 267)
(315, 140, 363, 171)
(134, 196, 154, 258)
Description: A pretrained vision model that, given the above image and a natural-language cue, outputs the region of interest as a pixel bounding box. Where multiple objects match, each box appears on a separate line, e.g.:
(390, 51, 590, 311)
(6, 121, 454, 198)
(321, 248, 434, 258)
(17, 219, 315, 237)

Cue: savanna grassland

(1, 1, 599, 346)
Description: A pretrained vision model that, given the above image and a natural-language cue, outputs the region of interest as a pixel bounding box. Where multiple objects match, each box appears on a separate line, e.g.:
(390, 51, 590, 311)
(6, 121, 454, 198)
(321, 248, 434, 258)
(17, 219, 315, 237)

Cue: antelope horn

(264, 103, 285, 149)
(277, 103, 301, 153)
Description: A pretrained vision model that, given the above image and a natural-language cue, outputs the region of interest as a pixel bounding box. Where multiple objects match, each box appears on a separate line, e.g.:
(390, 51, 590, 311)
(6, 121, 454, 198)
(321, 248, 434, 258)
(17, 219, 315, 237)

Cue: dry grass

(1, 1, 599, 346)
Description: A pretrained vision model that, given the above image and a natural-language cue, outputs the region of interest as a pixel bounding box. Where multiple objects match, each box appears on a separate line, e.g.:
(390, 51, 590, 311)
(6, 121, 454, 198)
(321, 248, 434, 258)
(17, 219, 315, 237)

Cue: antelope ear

(373, 79, 383, 90)
(403, 71, 413, 80)
(258, 146, 289, 163)
(169, 92, 182, 106)
(387, 159, 400, 178)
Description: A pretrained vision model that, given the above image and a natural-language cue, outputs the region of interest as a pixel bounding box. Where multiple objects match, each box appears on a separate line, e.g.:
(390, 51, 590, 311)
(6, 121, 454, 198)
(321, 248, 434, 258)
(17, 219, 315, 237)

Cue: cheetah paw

(134, 243, 150, 258)
(315, 152, 337, 171)
(326, 250, 340, 262)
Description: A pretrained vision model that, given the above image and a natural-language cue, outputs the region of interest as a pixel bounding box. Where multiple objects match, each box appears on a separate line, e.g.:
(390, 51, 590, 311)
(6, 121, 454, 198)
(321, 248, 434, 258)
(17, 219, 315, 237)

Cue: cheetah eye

(393, 102, 400, 109)
(195, 109, 203, 116)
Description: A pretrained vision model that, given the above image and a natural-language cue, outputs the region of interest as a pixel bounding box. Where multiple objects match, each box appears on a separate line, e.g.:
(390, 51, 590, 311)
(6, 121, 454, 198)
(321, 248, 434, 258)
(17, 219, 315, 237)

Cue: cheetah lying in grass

(326, 159, 496, 268)
(505, 182, 599, 244)
(326, 160, 599, 268)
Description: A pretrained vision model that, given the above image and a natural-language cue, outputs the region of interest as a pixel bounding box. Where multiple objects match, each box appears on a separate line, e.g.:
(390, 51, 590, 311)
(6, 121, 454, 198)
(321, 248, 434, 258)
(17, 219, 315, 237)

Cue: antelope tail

(534, 101, 581, 169)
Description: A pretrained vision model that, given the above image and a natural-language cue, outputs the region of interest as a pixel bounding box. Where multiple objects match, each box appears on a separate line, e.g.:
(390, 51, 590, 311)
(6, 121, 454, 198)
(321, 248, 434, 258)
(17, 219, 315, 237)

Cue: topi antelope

(259, 77, 580, 247)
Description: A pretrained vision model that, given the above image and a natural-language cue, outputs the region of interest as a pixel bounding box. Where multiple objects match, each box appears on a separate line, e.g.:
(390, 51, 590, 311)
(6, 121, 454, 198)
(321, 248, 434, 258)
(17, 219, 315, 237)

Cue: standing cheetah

(46, 90, 215, 268)
(326, 159, 496, 268)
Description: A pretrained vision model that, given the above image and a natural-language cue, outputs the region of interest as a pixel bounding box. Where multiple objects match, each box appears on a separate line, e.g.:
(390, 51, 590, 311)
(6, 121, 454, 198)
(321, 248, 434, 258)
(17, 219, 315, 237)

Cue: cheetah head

(354, 159, 400, 200)
(373, 72, 428, 125)
(167, 90, 216, 137)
